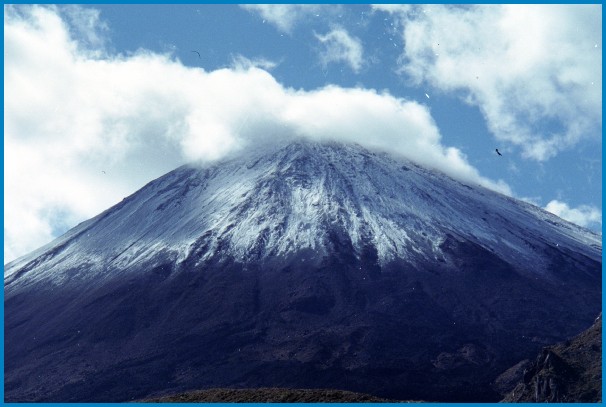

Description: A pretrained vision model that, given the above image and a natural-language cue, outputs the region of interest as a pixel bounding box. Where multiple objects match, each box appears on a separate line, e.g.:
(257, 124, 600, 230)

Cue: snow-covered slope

(4, 140, 602, 403)
(5, 140, 600, 289)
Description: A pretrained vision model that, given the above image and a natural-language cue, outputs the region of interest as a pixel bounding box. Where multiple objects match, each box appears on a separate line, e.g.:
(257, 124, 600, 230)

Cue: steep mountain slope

(4, 140, 601, 402)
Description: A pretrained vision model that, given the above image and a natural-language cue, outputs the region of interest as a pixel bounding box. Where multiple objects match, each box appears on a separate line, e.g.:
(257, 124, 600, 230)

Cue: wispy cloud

(544, 200, 602, 229)
(315, 27, 365, 73)
(230, 54, 279, 71)
(375, 4, 602, 161)
(240, 4, 325, 34)
(5, 5, 511, 263)
(62, 5, 108, 52)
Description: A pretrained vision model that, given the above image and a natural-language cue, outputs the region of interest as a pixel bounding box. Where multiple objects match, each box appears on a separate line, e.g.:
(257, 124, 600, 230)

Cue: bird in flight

(191, 50, 201, 58)
(495, 148, 502, 156)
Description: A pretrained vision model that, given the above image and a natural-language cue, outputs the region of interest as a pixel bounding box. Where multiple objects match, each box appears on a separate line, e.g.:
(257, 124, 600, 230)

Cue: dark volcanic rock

(4, 141, 602, 403)
(500, 313, 602, 402)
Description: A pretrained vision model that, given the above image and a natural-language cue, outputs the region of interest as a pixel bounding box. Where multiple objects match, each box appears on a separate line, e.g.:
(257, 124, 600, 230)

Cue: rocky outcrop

(493, 359, 532, 396)
(500, 313, 601, 402)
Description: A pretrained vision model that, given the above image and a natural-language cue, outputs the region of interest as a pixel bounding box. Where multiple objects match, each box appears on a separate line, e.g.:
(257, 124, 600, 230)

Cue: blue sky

(4, 4, 602, 263)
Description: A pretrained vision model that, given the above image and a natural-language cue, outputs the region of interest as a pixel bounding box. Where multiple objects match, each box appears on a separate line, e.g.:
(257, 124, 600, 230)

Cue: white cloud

(240, 4, 325, 34)
(62, 5, 108, 52)
(544, 200, 602, 229)
(315, 27, 365, 73)
(230, 54, 279, 71)
(4, 5, 511, 263)
(376, 4, 602, 161)
(371, 5, 412, 14)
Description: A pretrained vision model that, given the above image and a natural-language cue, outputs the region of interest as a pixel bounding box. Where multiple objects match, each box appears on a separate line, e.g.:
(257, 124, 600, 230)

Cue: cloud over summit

(10, 4, 594, 264)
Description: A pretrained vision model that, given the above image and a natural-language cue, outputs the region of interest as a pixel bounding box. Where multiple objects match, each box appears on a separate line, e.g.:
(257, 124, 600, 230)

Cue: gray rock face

(501, 313, 602, 402)
(4, 141, 602, 402)
(492, 359, 531, 395)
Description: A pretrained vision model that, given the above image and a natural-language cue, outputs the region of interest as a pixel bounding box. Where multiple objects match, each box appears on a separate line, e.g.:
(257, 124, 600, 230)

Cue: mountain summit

(4, 140, 601, 402)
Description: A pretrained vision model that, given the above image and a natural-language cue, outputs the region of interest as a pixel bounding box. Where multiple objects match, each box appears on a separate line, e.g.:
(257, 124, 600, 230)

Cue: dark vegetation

(141, 387, 405, 403)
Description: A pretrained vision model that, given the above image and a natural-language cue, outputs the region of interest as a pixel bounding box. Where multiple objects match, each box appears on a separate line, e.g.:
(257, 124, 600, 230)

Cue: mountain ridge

(5, 140, 599, 288)
(4, 140, 601, 402)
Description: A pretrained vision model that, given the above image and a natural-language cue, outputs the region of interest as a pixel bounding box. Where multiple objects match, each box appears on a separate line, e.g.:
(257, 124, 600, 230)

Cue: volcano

(4, 140, 601, 402)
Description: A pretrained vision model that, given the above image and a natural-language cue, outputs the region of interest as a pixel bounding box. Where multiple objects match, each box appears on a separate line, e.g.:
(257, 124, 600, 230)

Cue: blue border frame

(2, 2, 603, 406)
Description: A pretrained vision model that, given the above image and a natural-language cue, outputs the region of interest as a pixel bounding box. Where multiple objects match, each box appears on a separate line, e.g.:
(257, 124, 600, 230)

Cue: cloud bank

(544, 200, 602, 230)
(4, 5, 511, 262)
(375, 4, 602, 161)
